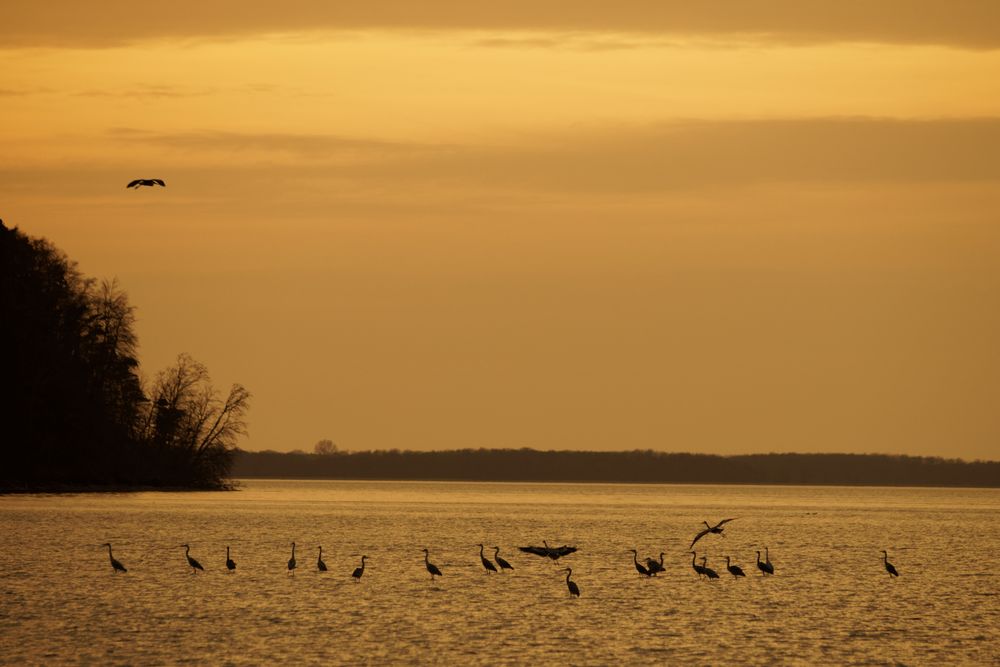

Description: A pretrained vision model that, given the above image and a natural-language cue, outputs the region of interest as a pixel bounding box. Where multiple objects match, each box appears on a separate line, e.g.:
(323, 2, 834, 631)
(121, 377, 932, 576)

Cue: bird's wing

(553, 545, 577, 556)
(715, 518, 738, 528)
(690, 528, 710, 548)
(127, 180, 141, 188)
(519, 546, 548, 556)
(153, 179, 165, 186)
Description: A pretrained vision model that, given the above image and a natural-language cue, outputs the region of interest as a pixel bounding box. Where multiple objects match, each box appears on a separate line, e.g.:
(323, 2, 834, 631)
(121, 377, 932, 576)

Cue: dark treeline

(0, 222, 250, 490)
(233, 449, 1000, 487)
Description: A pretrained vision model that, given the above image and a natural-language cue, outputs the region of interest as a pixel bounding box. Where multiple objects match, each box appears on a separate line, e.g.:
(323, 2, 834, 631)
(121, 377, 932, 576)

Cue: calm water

(1, 480, 998, 665)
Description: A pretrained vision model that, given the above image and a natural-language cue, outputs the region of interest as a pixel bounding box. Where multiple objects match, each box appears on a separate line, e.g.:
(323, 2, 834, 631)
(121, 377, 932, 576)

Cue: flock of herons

(100, 518, 901, 597)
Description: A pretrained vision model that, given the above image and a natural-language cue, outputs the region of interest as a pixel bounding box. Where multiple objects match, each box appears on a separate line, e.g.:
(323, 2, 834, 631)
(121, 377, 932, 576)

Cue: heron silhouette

(628, 549, 652, 577)
(182, 544, 204, 573)
(478, 544, 498, 574)
(645, 552, 665, 576)
(700, 556, 720, 580)
(287, 542, 297, 575)
(493, 546, 514, 571)
(519, 541, 577, 561)
(725, 556, 746, 579)
(881, 550, 899, 577)
(691, 551, 707, 578)
(690, 518, 737, 548)
(317, 546, 327, 572)
(127, 179, 165, 189)
(562, 567, 580, 597)
(756, 550, 774, 576)
(226, 546, 236, 573)
(423, 548, 442, 580)
(102, 543, 127, 574)
(352, 555, 367, 581)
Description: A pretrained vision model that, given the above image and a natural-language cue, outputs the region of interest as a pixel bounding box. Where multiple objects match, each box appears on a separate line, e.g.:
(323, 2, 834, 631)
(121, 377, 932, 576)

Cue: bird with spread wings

(689, 518, 737, 548)
(127, 179, 165, 189)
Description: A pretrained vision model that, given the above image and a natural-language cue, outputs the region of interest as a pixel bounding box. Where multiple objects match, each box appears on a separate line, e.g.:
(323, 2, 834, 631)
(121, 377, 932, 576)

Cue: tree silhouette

(0, 223, 249, 490)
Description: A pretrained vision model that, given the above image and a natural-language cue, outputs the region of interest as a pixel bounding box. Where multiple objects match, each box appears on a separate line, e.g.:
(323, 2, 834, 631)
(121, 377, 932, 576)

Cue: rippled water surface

(1, 480, 998, 665)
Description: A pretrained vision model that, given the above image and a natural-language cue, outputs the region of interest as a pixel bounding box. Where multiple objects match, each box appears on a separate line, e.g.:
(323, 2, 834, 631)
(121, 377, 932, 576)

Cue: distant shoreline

(231, 449, 1000, 489)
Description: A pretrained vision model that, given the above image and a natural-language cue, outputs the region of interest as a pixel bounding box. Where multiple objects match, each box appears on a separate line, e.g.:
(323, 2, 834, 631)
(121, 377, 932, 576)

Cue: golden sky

(2, 2, 999, 458)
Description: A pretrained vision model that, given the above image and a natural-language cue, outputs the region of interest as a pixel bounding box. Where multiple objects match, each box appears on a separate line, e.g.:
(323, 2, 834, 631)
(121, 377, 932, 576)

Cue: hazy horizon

(3, 2, 999, 459)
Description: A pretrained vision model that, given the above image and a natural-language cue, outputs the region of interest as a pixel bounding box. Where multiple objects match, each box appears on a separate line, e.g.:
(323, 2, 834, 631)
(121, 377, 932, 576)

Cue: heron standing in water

(287, 542, 297, 575)
(181, 544, 204, 573)
(422, 548, 442, 580)
(102, 543, 127, 574)
(561, 567, 580, 597)
(226, 546, 236, 573)
(881, 550, 899, 577)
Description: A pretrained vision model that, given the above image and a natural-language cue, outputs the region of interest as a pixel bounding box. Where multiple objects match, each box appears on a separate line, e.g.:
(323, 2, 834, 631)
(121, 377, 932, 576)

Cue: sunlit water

(1, 480, 998, 665)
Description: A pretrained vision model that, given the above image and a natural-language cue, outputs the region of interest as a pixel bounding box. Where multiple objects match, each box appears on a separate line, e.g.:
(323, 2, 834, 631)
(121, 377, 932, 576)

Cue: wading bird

(725, 556, 745, 579)
(423, 548, 442, 580)
(127, 179, 165, 189)
(519, 541, 578, 561)
(287, 542, 297, 575)
(352, 555, 367, 581)
(700, 556, 720, 580)
(182, 544, 204, 573)
(493, 546, 514, 571)
(646, 553, 665, 576)
(226, 546, 236, 573)
(562, 567, 580, 597)
(756, 550, 774, 576)
(690, 518, 737, 548)
(628, 549, 652, 577)
(881, 550, 899, 577)
(478, 544, 498, 574)
(102, 543, 127, 574)
(691, 551, 707, 578)
(317, 546, 327, 572)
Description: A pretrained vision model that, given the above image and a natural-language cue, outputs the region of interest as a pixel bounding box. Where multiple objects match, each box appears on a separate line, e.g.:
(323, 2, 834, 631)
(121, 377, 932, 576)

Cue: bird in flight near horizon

(127, 179, 165, 189)
(690, 518, 737, 547)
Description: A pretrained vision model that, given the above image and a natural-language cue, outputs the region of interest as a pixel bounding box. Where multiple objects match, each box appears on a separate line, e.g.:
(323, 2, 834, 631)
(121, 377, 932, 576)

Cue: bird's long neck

(726, 556, 731, 566)
(291, 543, 296, 558)
(494, 547, 500, 556)
(106, 544, 113, 558)
(361, 557, 366, 571)
(565, 570, 572, 583)
(756, 551, 761, 564)
(765, 547, 770, 561)
(632, 551, 640, 566)
(185, 545, 190, 557)
(227, 546, 230, 558)
(691, 553, 697, 566)
(479, 545, 485, 558)
(424, 552, 430, 565)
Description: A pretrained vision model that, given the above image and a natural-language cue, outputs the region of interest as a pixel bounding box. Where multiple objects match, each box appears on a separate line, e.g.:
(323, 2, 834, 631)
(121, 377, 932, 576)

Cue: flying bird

(493, 546, 514, 571)
(478, 544, 498, 574)
(423, 548, 443, 580)
(102, 543, 127, 574)
(352, 555, 367, 581)
(690, 518, 737, 548)
(518, 541, 578, 560)
(562, 567, 580, 597)
(725, 556, 746, 579)
(182, 544, 204, 573)
(881, 550, 899, 577)
(127, 179, 165, 189)
(226, 546, 236, 573)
